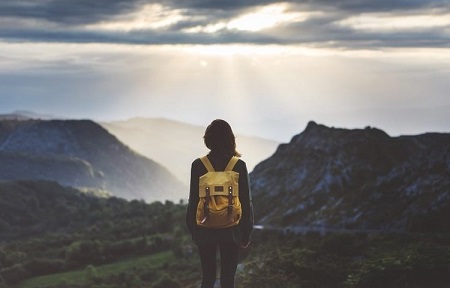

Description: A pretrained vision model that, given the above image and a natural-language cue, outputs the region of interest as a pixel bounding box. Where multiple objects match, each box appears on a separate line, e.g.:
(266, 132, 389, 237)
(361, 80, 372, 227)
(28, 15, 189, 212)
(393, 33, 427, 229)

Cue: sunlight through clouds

(227, 3, 310, 32)
(184, 3, 314, 33)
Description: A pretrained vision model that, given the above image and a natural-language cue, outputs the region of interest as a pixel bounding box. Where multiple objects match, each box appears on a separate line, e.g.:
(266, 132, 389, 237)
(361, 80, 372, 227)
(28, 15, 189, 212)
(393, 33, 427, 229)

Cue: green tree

(65, 240, 103, 267)
(0, 264, 29, 285)
(84, 264, 99, 285)
(172, 226, 184, 258)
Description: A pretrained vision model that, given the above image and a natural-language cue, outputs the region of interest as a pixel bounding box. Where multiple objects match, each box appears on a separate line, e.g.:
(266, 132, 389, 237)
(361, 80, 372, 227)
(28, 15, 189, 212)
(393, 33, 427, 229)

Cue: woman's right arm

(186, 160, 200, 237)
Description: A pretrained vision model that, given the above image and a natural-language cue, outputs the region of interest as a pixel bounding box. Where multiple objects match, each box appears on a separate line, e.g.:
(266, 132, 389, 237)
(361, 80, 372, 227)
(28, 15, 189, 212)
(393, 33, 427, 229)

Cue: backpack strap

(199, 156, 213, 224)
(200, 156, 215, 172)
(227, 185, 233, 218)
(201, 186, 210, 224)
(225, 156, 239, 218)
(225, 156, 239, 171)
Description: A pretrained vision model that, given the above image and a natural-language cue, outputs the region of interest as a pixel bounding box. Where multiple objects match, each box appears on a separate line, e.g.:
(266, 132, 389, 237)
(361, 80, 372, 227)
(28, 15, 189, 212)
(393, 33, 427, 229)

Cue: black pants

(197, 241, 240, 288)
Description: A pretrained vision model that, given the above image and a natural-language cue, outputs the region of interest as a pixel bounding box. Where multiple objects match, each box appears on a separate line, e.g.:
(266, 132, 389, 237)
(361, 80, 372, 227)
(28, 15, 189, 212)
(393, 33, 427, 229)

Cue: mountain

(0, 119, 185, 202)
(100, 118, 279, 185)
(250, 121, 450, 232)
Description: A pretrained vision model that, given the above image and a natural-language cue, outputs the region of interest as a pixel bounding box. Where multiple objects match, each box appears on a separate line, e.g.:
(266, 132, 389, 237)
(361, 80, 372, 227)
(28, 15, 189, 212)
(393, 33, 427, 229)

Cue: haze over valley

(101, 117, 279, 185)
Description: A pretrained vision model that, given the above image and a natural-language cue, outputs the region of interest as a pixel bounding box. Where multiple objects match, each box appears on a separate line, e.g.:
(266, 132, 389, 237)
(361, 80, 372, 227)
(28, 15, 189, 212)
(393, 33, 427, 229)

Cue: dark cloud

(0, 0, 448, 49)
(1, 0, 447, 23)
(164, 0, 447, 11)
(0, 0, 141, 24)
(0, 26, 281, 46)
(301, 0, 442, 11)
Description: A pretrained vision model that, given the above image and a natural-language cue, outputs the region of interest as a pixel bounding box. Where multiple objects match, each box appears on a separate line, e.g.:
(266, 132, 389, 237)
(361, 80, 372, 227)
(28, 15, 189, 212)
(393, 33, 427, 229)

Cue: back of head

(203, 119, 241, 157)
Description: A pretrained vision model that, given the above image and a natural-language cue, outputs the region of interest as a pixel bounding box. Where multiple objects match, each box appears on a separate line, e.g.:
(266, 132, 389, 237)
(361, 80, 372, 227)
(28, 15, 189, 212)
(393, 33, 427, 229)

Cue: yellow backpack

(196, 156, 242, 229)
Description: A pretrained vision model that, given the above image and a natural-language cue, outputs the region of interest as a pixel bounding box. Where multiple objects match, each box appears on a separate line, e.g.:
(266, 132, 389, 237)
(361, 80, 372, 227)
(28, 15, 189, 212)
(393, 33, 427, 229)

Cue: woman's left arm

(238, 160, 254, 246)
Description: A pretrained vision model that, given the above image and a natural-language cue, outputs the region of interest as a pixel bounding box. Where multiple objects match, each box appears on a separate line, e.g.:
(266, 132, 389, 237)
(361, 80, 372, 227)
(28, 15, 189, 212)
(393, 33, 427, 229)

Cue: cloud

(337, 13, 450, 31)
(0, 0, 449, 49)
(0, 0, 141, 25)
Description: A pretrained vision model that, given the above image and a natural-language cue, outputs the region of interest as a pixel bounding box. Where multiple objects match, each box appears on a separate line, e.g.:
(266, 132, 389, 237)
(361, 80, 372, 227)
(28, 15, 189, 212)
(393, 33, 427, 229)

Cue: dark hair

(203, 119, 241, 157)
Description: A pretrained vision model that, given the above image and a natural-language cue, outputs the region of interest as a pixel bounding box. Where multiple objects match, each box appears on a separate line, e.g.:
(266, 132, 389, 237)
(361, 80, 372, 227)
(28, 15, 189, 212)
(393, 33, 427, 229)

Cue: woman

(186, 119, 254, 288)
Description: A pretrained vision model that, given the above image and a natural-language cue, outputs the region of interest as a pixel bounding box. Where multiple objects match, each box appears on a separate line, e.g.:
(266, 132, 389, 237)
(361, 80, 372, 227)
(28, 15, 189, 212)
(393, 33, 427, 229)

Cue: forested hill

(250, 121, 450, 232)
(0, 180, 182, 241)
(0, 119, 185, 202)
(0, 180, 112, 241)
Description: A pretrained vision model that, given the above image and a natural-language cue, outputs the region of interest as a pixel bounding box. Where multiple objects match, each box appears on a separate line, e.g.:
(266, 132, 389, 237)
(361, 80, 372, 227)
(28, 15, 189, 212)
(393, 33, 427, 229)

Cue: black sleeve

(237, 160, 254, 244)
(185, 159, 204, 237)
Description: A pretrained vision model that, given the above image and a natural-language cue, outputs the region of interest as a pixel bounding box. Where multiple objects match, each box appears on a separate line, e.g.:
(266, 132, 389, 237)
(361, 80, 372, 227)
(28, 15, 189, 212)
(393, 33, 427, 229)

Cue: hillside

(100, 118, 279, 185)
(0, 180, 193, 287)
(0, 119, 185, 202)
(250, 121, 450, 232)
(0, 179, 181, 241)
(0, 180, 109, 240)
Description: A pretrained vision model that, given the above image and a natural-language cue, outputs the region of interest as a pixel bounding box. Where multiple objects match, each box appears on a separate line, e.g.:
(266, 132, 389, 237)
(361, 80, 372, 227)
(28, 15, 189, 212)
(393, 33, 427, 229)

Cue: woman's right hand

(240, 240, 250, 249)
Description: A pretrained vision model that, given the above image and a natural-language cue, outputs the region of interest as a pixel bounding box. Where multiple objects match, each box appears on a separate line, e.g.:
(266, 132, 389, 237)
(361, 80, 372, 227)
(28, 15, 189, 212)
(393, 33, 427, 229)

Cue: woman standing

(186, 119, 254, 288)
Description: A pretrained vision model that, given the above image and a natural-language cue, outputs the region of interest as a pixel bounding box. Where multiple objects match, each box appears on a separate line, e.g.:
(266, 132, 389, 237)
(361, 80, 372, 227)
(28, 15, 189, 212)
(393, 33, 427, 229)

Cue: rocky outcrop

(250, 121, 450, 232)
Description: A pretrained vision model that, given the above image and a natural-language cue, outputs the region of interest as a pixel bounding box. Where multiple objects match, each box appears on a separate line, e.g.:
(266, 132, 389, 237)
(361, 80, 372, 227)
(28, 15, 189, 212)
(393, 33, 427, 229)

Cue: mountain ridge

(250, 121, 450, 232)
(0, 119, 185, 202)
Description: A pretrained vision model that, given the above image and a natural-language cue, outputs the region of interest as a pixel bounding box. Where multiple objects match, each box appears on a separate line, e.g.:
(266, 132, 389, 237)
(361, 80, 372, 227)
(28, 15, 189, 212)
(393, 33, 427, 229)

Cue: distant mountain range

(3, 111, 449, 233)
(100, 118, 279, 185)
(0, 119, 184, 202)
(250, 121, 450, 232)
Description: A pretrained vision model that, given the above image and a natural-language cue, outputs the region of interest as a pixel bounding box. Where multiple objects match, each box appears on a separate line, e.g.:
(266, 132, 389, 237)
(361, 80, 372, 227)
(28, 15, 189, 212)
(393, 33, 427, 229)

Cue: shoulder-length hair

(203, 119, 241, 157)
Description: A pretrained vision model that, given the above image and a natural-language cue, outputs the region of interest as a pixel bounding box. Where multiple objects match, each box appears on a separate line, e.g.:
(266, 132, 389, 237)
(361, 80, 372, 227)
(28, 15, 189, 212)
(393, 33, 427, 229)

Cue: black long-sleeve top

(186, 152, 254, 246)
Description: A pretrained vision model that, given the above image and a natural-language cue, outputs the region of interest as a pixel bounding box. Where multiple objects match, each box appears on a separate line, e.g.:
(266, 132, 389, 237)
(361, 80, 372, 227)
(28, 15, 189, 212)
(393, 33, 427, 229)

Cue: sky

(0, 0, 449, 142)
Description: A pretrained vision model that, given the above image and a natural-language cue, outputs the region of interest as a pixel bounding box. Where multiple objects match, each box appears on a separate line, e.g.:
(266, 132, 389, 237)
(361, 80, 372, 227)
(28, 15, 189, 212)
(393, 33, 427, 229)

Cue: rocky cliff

(250, 121, 450, 232)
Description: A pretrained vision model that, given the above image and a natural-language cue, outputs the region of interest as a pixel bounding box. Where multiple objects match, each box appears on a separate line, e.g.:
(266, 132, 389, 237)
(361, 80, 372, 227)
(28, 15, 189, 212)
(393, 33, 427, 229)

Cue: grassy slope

(19, 251, 173, 288)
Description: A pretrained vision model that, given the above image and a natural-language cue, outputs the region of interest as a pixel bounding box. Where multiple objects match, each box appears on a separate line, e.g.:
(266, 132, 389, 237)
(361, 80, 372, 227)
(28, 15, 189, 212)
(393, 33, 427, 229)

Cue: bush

(85, 264, 99, 285)
(0, 264, 29, 285)
(346, 240, 450, 288)
(23, 258, 65, 277)
(65, 240, 103, 267)
(151, 273, 182, 288)
(320, 233, 367, 257)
